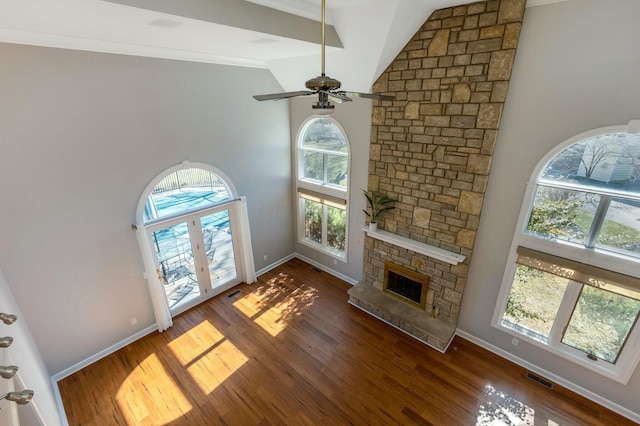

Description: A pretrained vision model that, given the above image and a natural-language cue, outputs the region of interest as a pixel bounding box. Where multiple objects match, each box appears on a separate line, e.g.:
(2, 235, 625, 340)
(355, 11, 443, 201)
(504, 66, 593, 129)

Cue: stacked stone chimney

(363, 0, 525, 323)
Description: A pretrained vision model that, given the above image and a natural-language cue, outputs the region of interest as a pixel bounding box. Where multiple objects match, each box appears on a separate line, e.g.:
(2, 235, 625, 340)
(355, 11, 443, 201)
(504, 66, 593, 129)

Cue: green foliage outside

(529, 188, 640, 254)
(303, 152, 347, 187)
(527, 193, 585, 239)
(302, 118, 347, 152)
(327, 206, 346, 252)
(304, 200, 322, 244)
(591, 211, 640, 254)
(563, 286, 640, 363)
(504, 265, 567, 338)
(597, 219, 640, 247)
(506, 265, 640, 362)
(304, 200, 346, 254)
(511, 193, 640, 359)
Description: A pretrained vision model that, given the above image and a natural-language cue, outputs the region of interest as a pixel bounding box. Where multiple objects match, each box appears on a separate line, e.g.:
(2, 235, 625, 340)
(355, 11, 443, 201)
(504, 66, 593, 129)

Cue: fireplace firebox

(383, 262, 429, 310)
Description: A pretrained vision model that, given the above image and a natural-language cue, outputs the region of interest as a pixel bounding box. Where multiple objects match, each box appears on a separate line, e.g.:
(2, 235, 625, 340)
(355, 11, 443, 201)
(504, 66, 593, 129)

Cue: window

(296, 117, 349, 259)
(493, 123, 640, 383)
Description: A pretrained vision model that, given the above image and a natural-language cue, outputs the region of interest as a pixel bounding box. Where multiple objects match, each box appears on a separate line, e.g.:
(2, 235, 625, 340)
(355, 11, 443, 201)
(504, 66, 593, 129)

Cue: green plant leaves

(362, 189, 396, 222)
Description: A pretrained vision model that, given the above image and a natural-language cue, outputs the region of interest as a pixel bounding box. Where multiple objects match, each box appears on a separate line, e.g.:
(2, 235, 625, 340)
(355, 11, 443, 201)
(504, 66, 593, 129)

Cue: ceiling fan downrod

(321, 0, 326, 76)
(252, 0, 394, 110)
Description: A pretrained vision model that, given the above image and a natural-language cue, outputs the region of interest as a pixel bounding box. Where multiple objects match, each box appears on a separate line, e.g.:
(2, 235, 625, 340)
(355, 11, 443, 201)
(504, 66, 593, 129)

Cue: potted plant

(362, 189, 396, 232)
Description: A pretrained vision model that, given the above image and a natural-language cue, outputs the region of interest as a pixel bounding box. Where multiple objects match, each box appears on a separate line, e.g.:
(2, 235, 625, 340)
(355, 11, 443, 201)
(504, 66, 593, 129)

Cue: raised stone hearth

(348, 282, 456, 352)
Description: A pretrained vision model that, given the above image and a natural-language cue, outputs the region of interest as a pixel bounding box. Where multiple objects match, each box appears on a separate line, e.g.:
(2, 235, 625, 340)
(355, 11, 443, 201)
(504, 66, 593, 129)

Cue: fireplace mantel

(363, 226, 466, 265)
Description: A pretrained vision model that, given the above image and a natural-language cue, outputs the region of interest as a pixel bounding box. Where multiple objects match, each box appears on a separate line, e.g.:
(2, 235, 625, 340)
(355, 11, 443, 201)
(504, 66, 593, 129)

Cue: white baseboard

(51, 324, 157, 383)
(255, 253, 296, 278)
(293, 253, 359, 285)
(455, 329, 640, 424)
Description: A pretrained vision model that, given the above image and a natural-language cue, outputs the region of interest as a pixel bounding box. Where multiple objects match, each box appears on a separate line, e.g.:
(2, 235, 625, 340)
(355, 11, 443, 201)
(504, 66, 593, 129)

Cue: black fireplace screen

(383, 262, 429, 310)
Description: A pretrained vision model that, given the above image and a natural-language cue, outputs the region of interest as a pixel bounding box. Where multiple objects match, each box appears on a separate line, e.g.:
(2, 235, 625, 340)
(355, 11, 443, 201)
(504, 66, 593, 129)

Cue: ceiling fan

(253, 0, 394, 114)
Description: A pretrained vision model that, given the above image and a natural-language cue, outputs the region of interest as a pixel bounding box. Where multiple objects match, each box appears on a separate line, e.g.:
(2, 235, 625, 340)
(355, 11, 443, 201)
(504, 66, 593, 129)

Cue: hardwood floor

(58, 258, 636, 425)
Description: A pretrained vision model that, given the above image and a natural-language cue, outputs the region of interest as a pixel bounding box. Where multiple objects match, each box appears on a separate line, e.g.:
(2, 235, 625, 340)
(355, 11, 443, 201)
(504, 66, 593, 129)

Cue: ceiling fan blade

(324, 90, 352, 103)
(253, 90, 315, 101)
(343, 92, 395, 101)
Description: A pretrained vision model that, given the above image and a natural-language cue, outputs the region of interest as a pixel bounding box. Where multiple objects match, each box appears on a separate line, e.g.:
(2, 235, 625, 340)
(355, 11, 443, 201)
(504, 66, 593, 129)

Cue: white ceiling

(0, 0, 558, 94)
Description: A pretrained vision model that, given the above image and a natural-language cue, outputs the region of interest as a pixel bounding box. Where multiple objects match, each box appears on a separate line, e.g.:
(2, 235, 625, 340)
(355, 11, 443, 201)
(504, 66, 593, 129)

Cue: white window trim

(295, 116, 350, 261)
(492, 121, 640, 384)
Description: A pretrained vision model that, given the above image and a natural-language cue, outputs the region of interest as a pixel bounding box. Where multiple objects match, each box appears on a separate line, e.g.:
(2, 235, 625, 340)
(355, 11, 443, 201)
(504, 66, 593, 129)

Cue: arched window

(493, 122, 640, 384)
(136, 162, 255, 330)
(142, 167, 233, 222)
(296, 117, 349, 259)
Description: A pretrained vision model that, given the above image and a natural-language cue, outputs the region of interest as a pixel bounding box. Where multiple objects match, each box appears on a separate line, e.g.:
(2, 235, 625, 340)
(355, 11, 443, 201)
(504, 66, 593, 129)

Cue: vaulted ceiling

(0, 0, 554, 94)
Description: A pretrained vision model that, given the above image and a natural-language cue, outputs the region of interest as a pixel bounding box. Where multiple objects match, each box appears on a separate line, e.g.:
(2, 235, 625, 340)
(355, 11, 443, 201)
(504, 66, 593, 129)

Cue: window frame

(295, 116, 350, 261)
(492, 122, 640, 384)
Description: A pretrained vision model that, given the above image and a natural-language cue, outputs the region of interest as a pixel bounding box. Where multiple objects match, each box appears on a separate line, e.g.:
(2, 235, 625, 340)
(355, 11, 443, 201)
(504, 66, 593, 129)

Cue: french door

(146, 203, 240, 314)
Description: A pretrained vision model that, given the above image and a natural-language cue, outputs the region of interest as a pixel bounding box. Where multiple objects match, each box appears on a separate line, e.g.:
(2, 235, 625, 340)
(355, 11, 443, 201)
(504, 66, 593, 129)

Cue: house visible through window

(296, 117, 349, 259)
(493, 123, 640, 384)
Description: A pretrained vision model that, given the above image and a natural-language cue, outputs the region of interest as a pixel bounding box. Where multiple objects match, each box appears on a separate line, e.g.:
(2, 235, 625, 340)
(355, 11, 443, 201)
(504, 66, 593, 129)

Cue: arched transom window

(143, 167, 232, 223)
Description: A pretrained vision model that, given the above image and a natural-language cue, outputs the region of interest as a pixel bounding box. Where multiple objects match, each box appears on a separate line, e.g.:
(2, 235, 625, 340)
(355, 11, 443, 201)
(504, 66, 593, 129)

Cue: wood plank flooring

(58, 258, 637, 425)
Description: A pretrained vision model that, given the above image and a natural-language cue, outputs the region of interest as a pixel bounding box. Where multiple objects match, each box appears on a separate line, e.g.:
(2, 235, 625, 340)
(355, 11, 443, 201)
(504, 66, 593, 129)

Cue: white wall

(289, 96, 373, 283)
(459, 0, 640, 419)
(0, 42, 294, 376)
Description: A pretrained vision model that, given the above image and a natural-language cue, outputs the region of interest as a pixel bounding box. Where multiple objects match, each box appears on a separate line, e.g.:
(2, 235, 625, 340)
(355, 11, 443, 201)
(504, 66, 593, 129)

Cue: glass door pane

(200, 209, 237, 288)
(147, 203, 241, 315)
(151, 222, 200, 310)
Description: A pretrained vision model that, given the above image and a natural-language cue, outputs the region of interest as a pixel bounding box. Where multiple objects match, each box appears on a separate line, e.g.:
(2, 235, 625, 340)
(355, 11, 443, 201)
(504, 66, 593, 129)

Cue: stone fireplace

(348, 0, 525, 352)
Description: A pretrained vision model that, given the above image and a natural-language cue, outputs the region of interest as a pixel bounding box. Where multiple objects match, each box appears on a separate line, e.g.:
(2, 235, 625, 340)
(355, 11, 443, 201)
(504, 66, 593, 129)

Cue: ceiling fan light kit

(253, 0, 393, 113)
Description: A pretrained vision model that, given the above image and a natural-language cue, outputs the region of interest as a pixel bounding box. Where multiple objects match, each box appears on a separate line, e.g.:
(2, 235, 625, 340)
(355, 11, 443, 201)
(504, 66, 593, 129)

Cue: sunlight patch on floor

(231, 274, 291, 317)
(476, 384, 534, 426)
(167, 320, 226, 365)
(187, 339, 248, 394)
(116, 353, 192, 425)
(254, 299, 294, 337)
(233, 273, 319, 337)
(255, 284, 320, 337)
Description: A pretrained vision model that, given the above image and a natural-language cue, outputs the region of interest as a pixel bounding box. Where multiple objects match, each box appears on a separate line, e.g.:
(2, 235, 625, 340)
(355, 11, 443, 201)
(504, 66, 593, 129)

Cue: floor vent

(526, 372, 553, 389)
(227, 290, 241, 298)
